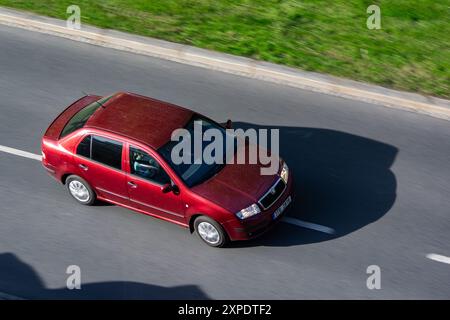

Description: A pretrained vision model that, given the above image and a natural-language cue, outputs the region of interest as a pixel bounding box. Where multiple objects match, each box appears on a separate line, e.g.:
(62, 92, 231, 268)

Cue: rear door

(73, 134, 129, 204)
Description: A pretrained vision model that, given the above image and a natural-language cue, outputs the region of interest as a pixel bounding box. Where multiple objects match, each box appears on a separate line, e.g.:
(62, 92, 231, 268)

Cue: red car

(41, 92, 293, 247)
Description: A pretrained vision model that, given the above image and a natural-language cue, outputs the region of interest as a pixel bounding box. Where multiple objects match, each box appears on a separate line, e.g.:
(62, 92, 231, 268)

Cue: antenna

(95, 99, 106, 109)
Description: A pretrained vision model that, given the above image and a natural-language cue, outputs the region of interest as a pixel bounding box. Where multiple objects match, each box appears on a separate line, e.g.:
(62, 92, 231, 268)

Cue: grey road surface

(0, 25, 449, 299)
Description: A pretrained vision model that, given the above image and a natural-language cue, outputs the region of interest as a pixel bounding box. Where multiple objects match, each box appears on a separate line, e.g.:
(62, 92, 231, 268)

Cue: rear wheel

(66, 175, 96, 206)
(194, 216, 228, 247)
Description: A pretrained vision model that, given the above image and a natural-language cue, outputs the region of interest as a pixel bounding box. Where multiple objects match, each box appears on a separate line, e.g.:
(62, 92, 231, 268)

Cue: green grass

(1, 0, 449, 98)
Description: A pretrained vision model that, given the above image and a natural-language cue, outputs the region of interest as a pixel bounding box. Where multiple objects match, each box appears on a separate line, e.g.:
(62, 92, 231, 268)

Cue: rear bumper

(223, 173, 295, 241)
(41, 156, 59, 181)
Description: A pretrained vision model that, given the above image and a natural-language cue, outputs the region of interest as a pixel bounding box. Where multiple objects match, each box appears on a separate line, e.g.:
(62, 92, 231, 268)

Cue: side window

(91, 135, 123, 170)
(129, 146, 170, 185)
(76, 135, 91, 158)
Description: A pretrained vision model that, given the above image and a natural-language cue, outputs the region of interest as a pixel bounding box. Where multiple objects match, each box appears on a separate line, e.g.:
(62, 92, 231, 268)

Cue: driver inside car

(132, 150, 159, 179)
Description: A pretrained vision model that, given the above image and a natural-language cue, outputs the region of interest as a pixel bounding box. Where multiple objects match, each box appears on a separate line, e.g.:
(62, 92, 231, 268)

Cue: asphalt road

(0, 24, 449, 299)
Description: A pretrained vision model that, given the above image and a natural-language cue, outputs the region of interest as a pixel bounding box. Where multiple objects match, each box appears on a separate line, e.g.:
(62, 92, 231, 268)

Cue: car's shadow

(227, 122, 398, 247)
(0, 252, 208, 299)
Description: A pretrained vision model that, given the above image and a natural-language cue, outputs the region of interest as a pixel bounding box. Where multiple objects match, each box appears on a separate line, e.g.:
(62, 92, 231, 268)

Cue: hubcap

(197, 222, 220, 245)
(68, 180, 90, 202)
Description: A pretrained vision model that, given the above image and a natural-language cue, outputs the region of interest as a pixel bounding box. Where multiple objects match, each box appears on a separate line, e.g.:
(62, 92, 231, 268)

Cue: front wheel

(194, 216, 228, 247)
(66, 175, 96, 206)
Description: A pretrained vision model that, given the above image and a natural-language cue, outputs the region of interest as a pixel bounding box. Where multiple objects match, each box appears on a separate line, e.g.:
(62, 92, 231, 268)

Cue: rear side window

(76, 135, 91, 158)
(91, 135, 123, 170)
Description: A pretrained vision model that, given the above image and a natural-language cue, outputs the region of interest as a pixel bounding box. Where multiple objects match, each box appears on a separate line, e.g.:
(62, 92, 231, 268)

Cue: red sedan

(41, 92, 294, 247)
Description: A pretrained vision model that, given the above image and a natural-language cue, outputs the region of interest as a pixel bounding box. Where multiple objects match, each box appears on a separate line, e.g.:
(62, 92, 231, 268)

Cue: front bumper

(223, 173, 295, 241)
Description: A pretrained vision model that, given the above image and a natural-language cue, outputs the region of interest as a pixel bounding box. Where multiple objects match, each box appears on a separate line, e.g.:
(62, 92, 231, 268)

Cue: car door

(126, 144, 185, 224)
(73, 134, 129, 204)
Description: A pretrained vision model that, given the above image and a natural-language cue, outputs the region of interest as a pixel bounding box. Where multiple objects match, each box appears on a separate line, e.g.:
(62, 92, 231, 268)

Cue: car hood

(191, 145, 280, 213)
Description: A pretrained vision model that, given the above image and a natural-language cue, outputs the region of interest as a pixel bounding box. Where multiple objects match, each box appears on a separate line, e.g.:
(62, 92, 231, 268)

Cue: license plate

(272, 196, 291, 220)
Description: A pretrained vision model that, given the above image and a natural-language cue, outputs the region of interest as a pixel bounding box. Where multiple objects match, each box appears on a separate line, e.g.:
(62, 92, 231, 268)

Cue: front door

(126, 145, 185, 224)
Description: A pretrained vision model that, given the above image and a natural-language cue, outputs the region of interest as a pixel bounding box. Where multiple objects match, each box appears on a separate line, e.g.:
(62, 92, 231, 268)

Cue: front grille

(258, 178, 286, 210)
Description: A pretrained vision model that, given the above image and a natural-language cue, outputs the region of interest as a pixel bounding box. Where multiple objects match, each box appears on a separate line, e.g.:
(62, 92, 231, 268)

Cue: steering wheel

(134, 161, 159, 179)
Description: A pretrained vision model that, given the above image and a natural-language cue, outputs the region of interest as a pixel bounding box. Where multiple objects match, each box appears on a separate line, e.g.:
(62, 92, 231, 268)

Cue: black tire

(194, 216, 228, 247)
(65, 175, 96, 206)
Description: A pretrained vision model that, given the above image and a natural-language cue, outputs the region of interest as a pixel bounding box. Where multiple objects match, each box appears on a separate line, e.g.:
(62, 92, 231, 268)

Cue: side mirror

(161, 183, 172, 193)
(225, 119, 233, 129)
(161, 183, 180, 195)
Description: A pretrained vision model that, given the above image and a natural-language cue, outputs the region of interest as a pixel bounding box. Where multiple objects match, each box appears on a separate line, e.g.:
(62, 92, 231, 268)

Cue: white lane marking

(0, 145, 41, 161)
(0, 291, 24, 300)
(282, 216, 335, 234)
(426, 253, 450, 265)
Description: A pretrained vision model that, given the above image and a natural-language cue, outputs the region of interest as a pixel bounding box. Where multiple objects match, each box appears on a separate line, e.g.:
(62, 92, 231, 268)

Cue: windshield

(158, 115, 235, 187)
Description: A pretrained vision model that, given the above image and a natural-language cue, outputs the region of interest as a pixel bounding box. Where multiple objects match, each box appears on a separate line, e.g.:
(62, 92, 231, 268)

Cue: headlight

(236, 203, 261, 220)
(280, 162, 289, 184)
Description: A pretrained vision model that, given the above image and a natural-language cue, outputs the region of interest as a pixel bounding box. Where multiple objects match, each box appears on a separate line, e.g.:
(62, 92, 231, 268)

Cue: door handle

(78, 164, 88, 171)
(128, 181, 137, 188)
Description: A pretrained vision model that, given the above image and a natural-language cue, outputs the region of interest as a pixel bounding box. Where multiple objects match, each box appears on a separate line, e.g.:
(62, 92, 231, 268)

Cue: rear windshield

(60, 96, 111, 138)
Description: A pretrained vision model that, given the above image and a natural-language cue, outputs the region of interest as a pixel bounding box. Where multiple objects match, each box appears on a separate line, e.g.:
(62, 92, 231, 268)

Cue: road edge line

(0, 8, 449, 121)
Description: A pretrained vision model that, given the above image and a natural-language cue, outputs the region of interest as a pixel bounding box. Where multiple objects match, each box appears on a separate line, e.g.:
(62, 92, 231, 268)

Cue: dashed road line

(426, 253, 450, 265)
(0, 291, 24, 300)
(0, 145, 41, 161)
(282, 217, 335, 234)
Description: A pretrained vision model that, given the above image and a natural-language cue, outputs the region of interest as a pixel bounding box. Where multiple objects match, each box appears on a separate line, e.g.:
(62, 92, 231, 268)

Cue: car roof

(85, 92, 194, 149)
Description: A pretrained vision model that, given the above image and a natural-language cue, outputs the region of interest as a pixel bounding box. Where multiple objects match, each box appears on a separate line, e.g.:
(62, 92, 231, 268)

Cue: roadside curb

(1, 7, 449, 120)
